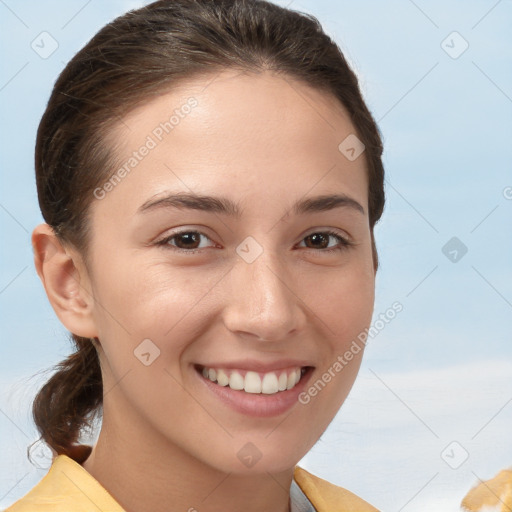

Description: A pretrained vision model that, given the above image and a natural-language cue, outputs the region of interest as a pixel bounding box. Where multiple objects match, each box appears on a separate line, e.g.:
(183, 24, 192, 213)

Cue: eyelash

(155, 229, 353, 255)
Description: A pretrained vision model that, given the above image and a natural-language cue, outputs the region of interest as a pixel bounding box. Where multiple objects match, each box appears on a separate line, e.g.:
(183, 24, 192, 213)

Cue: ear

(32, 223, 99, 339)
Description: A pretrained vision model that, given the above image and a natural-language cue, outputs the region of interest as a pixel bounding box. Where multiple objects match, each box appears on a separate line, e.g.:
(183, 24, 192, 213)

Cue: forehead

(97, 69, 369, 219)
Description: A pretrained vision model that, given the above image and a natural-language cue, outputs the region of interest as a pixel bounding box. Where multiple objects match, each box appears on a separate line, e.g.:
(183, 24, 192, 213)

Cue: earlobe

(31, 223, 99, 339)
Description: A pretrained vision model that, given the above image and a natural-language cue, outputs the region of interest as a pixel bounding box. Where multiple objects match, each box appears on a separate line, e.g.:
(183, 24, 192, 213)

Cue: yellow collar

(6, 454, 379, 512)
(293, 465, 379, 511)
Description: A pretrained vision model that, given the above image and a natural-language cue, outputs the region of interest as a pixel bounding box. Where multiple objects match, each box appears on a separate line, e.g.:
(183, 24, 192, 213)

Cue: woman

(6, 0, 385, 510)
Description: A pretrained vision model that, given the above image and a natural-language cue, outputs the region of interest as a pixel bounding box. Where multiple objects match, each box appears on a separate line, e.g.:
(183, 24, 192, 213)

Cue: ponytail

(29, 334, 102, 462)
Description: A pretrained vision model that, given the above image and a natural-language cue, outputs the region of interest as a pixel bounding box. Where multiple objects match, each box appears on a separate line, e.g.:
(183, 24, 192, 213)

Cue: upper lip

(195, 359, 313, 373)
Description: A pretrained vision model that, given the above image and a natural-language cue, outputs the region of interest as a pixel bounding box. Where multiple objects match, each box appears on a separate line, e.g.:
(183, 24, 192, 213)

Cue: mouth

(195, 364, 311, 394)
(193, 363, 314, 418)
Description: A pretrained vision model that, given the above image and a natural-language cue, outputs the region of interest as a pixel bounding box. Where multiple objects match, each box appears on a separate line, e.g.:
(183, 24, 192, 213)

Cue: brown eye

(299, 230, 352, 253)
(156, 230, 214, 253)
(304, 233, 330, 249)
(171, 232, 201, 249)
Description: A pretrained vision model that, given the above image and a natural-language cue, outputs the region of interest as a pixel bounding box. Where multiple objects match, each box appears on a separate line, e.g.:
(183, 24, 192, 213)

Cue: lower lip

(194, 366, 314, 418)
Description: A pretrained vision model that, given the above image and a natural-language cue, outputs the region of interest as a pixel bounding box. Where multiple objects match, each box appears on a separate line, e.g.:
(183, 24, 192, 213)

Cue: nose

(222, 249, 305, 343)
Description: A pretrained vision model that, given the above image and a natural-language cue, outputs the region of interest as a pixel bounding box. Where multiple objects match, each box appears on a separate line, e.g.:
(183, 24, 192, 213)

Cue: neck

(80, 407, 294, 512)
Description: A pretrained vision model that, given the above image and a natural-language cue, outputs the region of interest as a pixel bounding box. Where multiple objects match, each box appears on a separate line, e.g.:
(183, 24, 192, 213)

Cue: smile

(198, 365, 307, 394)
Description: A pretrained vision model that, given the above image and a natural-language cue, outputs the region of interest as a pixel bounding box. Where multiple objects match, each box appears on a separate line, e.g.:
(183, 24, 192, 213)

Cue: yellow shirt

(5, 454, 379, 512)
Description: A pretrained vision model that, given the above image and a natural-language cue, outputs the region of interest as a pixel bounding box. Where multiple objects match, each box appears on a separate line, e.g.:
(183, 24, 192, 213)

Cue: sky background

(1, 1, 511, 511)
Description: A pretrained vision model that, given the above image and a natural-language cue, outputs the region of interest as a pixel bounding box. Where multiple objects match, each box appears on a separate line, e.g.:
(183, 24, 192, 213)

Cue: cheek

(298, 266, 374, 415)
(306, 261, 375, 345)
(91, 258, 219, 356)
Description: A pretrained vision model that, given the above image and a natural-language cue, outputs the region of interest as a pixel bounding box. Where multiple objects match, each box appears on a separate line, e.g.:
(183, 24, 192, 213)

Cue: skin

(32, 69, 376, 512)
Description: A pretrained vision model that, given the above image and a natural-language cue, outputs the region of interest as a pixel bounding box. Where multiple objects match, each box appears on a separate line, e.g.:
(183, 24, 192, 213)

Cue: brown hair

(29, 0, 385, 462)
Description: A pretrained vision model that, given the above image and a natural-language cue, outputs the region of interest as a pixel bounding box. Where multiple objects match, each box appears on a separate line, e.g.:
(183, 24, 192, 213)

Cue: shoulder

(294, 465, 380, 512)
(4, 453, 124, 512)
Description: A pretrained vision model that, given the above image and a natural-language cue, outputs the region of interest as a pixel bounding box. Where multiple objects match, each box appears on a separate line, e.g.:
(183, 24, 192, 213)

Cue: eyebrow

(137, 192, 365, 218)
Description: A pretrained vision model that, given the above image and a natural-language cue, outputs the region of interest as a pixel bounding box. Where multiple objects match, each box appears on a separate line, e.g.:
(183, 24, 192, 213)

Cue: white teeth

(229, 371, 244, 391)
(278, 372, 288, 391)
(244, 371, 261, 393)
(261, 373, 279, 394)
(286, 371, 296, 390)
(200, 366, 306, 394)
(216, 369, 229, 386)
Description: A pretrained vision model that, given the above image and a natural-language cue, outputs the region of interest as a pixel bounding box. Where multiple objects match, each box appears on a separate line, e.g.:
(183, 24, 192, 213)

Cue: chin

(198, 432, 315, 476)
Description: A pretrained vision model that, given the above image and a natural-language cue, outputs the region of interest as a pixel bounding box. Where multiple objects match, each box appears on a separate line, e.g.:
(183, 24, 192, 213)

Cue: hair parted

(30, 0, 385, 461)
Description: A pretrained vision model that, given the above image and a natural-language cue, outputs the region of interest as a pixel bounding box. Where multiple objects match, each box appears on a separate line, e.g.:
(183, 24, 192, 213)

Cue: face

(81, 69, 375, 474)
